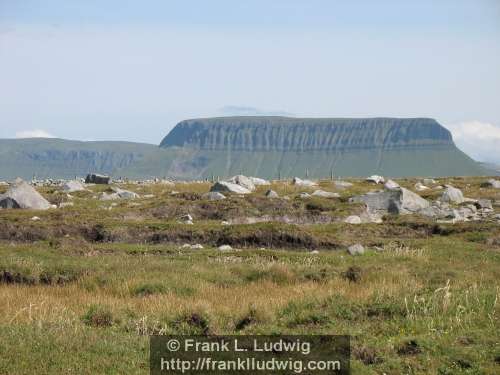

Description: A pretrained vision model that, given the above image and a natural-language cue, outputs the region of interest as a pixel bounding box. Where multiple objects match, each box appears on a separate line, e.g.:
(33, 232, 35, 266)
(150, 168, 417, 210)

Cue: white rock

(344, 215, 362, 224)
(366, 175, 385, 184)
(292, 177, 317, 187)
(31, 216, 40, 221)
(347, 244, 365, 256)
(62, 180, 86, 193)
(210, 181, 251, 195)
(249, 177, 270, 186)
(440, 185, 465, 204)
(203, 192, 226, 200)
(218, 245, 233, 251)
(312, 190, 340, 198)
(384, 179, 400, 190)
(228, 175, 256, 191)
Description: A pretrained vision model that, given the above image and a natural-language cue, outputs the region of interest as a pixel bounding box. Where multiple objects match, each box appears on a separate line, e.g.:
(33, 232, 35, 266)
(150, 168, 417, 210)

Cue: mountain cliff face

(159, 117, 484, 179)
(160, 117, 453, 151)
(0, 117, 488, 180)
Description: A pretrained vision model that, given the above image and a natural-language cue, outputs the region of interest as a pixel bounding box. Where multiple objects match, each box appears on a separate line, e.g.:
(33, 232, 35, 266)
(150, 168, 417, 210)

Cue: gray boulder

(265, 189, 279, 198)
(484, 179, 500, 189)
(292, 177, 317, 187)
(423, 178, 437, 185)
(249, 177, 270, 186)
(366, 175, 385, 184)
(228, 175, 256, 191)
(334, 180, 353, 189)
(312, 190, 340, 198)
(112, 187, 139, 199)
(85, 174, 110, 184)
(62, 180, 86, 192)
(347, 244, 365, 256)
(202, 192, 226, 200)
(384, 179, 400, 190)
(344, 215, 362, 224)
(476, 199, 493, 210)
(210, 181, 251, 194)
(440, 185, 465, 204)
(0, 181, 51, 210)
(351, 187, 429, 214)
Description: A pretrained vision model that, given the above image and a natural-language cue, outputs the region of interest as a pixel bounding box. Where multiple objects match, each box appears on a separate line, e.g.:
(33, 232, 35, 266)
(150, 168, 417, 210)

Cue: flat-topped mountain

(159, 117, 485, 179)
(0, 117, 488, 179)
(160, 117, 453, 151)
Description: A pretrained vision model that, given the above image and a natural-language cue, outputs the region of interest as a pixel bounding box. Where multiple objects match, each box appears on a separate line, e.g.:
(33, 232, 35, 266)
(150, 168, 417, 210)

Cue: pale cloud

(15, 129, 56, 138)
(444, 121, 500, 164)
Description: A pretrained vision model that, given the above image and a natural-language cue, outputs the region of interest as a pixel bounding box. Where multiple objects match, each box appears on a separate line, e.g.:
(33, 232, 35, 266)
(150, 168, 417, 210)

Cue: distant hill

(0, 117, 489, 180)
(159, 117, 487, 178)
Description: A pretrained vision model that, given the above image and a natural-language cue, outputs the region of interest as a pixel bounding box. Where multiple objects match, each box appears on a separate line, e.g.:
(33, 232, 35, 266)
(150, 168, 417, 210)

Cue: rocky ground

(0, 175, 499, 374)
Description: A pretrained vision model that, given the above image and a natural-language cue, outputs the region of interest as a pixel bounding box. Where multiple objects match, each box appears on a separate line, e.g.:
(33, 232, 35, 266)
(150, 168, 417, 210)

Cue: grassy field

(0, 177, 499, 374)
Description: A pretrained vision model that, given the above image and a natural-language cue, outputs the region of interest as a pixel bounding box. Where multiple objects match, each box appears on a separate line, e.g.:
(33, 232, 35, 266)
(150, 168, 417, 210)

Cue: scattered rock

(59, 202, 74, 208)
(310, 250, 319, 255)
(202, 192, 226, 201)
(311, 190, 340, 198)
(179, 214, 194, 224)
(31, 216, 41, 221)
(344, 215, 362, 224)
(347, 243, 365, 255)
(0, 180, 51, 210)
(482, 179, 500, 189)
(265, 189, 279, 198)
(440, 185, 465, 204)
(366, 175, 385, 184)
(249, 177, 270, 186)
(62, 180, 86, 192)
(334, 180, 353, 189)
(85, 174, 110, 184)
(476, 199, 493, 210)
(384, 179, 400, 190)
(423, 178, 437, 185)
(218, 245, 233, 251)
(221, 221, 230, 225)
(292, 177, 317, 187)
(351, 188, 429, 214)
(210, 181, 251, 195)
(228, 175, 256, 191)
(414, 182, 429, 191)
(298, 192, 311, 199)
(112, 187, 139, 199)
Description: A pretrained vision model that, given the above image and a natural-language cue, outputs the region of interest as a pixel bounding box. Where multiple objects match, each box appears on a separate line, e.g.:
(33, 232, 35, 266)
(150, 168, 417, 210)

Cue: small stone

(31, 216, 40, 221)
(344, 215, 362, 224)
(347, 244, 365, 256)
(265, 189, 279, 198)
(218, 245, 233, 251)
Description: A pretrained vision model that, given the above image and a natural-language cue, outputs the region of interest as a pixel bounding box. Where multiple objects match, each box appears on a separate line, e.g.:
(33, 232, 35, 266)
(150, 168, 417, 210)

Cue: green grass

(0, 177, 499, 374)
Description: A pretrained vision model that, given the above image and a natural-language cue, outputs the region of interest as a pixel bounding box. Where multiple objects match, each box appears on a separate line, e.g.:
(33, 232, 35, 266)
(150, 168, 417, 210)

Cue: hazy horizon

(1, 0, 499, 163)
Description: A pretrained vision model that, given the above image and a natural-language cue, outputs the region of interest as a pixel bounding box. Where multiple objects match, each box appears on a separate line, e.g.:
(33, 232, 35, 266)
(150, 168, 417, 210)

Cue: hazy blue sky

(1, 0, 499, 162)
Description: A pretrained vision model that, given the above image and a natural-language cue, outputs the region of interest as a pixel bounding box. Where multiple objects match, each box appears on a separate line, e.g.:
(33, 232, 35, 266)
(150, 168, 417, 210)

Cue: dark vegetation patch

(353, 345, 383, 365)
(235, 308, 259, 331)
(0, 267, 85, 285)
(82, 304, 114, 328)
(342, 266, 362, 283)
(173, 312, 211, 335)
(397, 340, 422, 356)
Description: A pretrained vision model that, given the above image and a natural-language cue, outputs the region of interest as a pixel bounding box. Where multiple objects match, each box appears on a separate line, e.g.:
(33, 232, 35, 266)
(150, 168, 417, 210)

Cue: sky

(1, 0, 500, 163)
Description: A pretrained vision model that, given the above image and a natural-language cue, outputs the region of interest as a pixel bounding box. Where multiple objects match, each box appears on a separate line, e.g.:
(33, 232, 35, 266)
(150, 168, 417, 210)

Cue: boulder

(292, 177, 317, 187)
(99, 192, 120, 201)
(210, 181, 251, 194)
(265, 189, 279, 198)
(483, 179, 500, 189)
(299, 192, 311, 199)
(218, 245, 233, 251)
(384, 179, 400, 190)
(202, 192, 226, 200)
(440, 185, 465, 204)
(62, 180, 86, 192)
(347, 244, 365, 256)
(0, 181, 51, 210)
(112, 187, 139, 199)
(249, 177, 270, 186)
(423, 178, 437, 185)
(311, 190, 340, 198)
(228, 175, 256, 191)
(351, 187, 429, 214)
(344, 215, 362, 224)
(366, 175, 385, 184)
(476, 199, 493, 210)
(414, 182, 429, 191)
(179, 214, 194, 225)
(85, 174, 110, 184)
(334, 180, 353, 189)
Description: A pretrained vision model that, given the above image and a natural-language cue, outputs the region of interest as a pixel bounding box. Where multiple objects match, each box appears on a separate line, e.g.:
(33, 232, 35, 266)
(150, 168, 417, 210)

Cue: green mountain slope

(0, 117, 488, 180)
